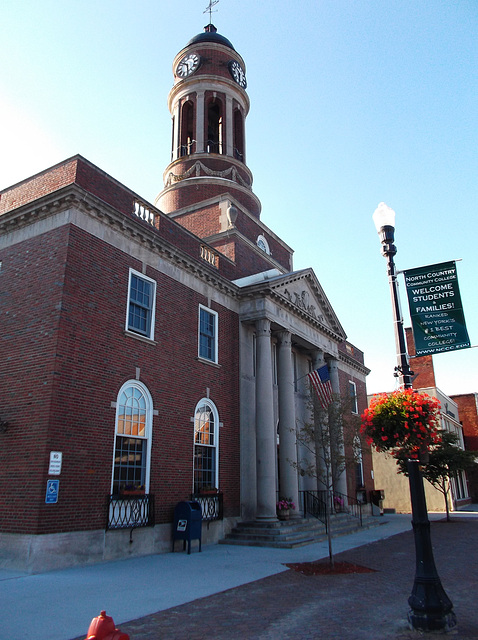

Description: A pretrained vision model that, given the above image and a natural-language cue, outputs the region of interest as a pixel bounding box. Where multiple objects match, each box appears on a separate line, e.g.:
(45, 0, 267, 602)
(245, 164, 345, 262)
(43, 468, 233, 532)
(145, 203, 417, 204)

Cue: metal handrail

(233, 147, 244, 162)
(327, 490, 363, 526)
(300, 490, 328, 530)
(206, 139, 223, 154)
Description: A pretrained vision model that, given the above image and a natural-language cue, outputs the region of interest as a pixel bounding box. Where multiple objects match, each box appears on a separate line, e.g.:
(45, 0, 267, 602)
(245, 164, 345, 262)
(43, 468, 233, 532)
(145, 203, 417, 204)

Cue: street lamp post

(372, 203, 456, 632)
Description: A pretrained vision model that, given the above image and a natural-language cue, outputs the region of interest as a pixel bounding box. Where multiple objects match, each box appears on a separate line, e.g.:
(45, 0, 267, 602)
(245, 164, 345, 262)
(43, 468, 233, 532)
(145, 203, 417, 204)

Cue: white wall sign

(48, 451, 62, 475)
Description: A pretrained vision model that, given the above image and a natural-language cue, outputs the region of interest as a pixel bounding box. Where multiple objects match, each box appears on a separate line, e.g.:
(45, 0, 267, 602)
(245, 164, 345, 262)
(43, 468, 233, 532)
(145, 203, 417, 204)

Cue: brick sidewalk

(92, 518, 477, 640)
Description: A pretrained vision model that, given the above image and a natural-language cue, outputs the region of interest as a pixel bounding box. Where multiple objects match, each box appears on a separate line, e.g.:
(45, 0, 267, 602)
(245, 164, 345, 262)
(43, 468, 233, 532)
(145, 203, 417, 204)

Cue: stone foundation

(0, 517, 238, 574)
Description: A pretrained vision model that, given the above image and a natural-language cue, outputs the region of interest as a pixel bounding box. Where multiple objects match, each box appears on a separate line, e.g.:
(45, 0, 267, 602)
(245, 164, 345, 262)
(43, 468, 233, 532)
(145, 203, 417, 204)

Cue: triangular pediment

(235, 268, 347, 340)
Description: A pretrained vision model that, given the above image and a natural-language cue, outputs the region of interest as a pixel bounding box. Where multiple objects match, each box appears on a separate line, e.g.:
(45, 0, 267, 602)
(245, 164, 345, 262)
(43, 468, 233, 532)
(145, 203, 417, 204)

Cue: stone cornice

(0, 184, 241, 299)
(238, 279, 345, 343)
(338, 351, 370, 377)
(271, 288, 345, 342)
(163, 159, 253, 190)
(0, 191, 76, 234)
(272, 270, 346, 340)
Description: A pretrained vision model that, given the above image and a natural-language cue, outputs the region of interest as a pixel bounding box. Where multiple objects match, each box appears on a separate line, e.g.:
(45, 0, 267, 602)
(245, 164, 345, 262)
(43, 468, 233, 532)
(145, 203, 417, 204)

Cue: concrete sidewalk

(1, 511, 476, 640)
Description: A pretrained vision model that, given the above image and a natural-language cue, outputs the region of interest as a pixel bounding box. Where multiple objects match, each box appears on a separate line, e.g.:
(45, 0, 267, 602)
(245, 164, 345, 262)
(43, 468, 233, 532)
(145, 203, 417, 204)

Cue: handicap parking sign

(45, 479, 59, 504)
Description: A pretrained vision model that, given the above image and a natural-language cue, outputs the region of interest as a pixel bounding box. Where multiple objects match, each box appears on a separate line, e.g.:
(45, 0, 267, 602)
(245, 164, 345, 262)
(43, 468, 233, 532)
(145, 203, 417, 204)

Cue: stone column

(226, 95, 234, 157)
(196, 91, 205, 152)
(172, 102, 180, 161)
(255, 318, 277, 521)
(276, 331, 299, 517)
(329, 357, 348, 497)
(296, 355, 316, 493)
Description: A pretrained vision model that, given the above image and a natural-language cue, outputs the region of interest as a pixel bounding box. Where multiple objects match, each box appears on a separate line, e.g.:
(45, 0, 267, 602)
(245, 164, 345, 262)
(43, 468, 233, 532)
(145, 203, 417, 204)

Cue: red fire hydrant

(84, 610, 130, 640)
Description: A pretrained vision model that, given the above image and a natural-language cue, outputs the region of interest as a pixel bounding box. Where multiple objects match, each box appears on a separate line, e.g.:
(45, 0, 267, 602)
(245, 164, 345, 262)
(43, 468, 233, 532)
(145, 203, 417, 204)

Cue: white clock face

(176, 53, 201, 78)
(229, 60, 247, 88)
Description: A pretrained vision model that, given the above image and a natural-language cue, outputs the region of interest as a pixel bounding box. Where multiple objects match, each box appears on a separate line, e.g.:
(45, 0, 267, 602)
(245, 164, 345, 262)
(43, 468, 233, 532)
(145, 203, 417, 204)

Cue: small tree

(292, 391, 362, 565)
(294, 392, 361, 498)
(395, 432, 477, 521)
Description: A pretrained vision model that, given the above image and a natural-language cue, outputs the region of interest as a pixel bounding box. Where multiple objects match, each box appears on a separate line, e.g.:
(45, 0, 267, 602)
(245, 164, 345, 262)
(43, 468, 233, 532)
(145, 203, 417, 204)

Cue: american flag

(308, 365, 333, 409)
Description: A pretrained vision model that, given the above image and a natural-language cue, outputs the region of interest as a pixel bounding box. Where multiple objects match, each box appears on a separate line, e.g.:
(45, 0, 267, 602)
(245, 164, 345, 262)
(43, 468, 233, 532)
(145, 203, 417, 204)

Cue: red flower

(361, 389, 441, 454)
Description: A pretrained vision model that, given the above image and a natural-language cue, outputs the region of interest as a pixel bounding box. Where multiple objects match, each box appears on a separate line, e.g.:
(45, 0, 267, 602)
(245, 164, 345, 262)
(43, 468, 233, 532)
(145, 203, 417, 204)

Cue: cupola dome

(186, 23, 235, 50)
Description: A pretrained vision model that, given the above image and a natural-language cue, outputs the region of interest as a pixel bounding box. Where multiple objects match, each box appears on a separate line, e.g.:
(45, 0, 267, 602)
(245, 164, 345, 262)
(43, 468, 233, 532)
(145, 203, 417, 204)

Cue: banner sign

(403, 260, 470, 356)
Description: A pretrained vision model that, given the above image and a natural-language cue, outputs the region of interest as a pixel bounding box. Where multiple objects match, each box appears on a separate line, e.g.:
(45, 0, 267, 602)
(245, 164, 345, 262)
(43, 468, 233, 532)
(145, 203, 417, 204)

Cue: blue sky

(1, 0, 477, 397)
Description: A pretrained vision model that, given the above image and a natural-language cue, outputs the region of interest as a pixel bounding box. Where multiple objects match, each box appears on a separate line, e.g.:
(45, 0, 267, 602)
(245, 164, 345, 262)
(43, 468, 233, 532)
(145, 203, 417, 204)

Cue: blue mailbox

(173, 501, 202, 554)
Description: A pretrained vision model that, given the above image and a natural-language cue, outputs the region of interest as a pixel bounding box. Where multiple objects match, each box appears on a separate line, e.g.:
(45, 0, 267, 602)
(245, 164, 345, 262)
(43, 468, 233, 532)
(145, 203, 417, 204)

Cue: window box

(199, 487, 218, 496)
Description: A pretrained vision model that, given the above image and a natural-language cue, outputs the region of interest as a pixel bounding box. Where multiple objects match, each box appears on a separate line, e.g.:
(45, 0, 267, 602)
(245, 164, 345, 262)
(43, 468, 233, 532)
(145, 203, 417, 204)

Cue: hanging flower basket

(361, 389, 441, 457)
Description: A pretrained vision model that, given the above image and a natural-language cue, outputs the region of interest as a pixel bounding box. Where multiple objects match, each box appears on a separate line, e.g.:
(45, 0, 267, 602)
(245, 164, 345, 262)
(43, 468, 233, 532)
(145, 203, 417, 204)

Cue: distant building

(0, 25, 371, 572)
(449, 393, 478, 501)
(369, 328, 472, 513)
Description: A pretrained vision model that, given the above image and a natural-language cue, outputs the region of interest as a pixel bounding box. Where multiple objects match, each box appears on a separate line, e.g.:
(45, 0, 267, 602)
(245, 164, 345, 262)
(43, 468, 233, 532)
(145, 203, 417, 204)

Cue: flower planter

(277, 509, 290, 521)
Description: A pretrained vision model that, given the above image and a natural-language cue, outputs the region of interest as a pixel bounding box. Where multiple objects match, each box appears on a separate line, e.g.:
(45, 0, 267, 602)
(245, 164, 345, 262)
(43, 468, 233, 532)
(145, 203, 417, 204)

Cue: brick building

(450, 394, 478, 500)
(0, 25, 371, 572)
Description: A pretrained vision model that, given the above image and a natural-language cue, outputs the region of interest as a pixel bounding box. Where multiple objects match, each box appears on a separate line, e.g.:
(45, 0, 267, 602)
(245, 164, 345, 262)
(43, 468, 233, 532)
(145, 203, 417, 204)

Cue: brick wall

(159, 180, 261, 219)
(450, 394, 478, 500)
(451, 393, 478, 450)
(405, 327, 436, 388)
(0, 223, 240, 534)
(337, 366, 373, 499)
(0, 226, 70, 533)
(0, 159, 79, 214)
(0, 155, 246, 286)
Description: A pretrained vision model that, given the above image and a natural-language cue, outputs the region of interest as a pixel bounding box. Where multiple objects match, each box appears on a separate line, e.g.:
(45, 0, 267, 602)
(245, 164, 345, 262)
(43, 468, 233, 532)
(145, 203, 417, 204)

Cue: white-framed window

(111, 380, 153, 495)
(348, 380, 358, 414)
(126, 268, 156, 340)
(198, 305, 218, 363)
(256, 234, 270, 254)
(193, 399, 219, 493)
(353, 435, 364, 488)
(451, 470, 468, 501)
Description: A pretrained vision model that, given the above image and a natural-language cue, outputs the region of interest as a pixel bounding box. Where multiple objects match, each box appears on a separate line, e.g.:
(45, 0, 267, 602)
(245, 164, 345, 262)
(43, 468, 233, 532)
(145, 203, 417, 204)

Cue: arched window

(256, 234, 270, 254)
(180, 100, 195, 156)
(207, 99, 223, 154)
(233, 108, 244, 161)
(193, 399, 219, 493)
(112, 381, 153, 495)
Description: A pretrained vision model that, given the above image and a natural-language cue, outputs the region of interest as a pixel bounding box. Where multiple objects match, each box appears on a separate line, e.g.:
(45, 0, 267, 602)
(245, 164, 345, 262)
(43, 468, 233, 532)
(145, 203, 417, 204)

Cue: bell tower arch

(156, 24, 262, 219)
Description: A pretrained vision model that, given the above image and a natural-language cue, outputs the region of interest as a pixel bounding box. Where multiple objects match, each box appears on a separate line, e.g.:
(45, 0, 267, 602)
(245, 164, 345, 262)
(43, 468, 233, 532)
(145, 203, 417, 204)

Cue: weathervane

(204, 0, 219, 23)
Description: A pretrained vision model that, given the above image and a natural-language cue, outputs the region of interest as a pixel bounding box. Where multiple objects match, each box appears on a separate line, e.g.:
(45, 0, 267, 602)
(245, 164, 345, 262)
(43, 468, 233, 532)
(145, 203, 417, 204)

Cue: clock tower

(156, 24, 261, 218)
(156, 24, 293, 276)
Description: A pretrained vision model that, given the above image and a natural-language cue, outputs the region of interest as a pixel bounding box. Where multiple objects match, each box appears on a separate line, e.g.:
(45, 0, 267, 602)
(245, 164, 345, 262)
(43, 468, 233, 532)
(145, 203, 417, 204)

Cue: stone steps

(219, 513, 385, 549)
